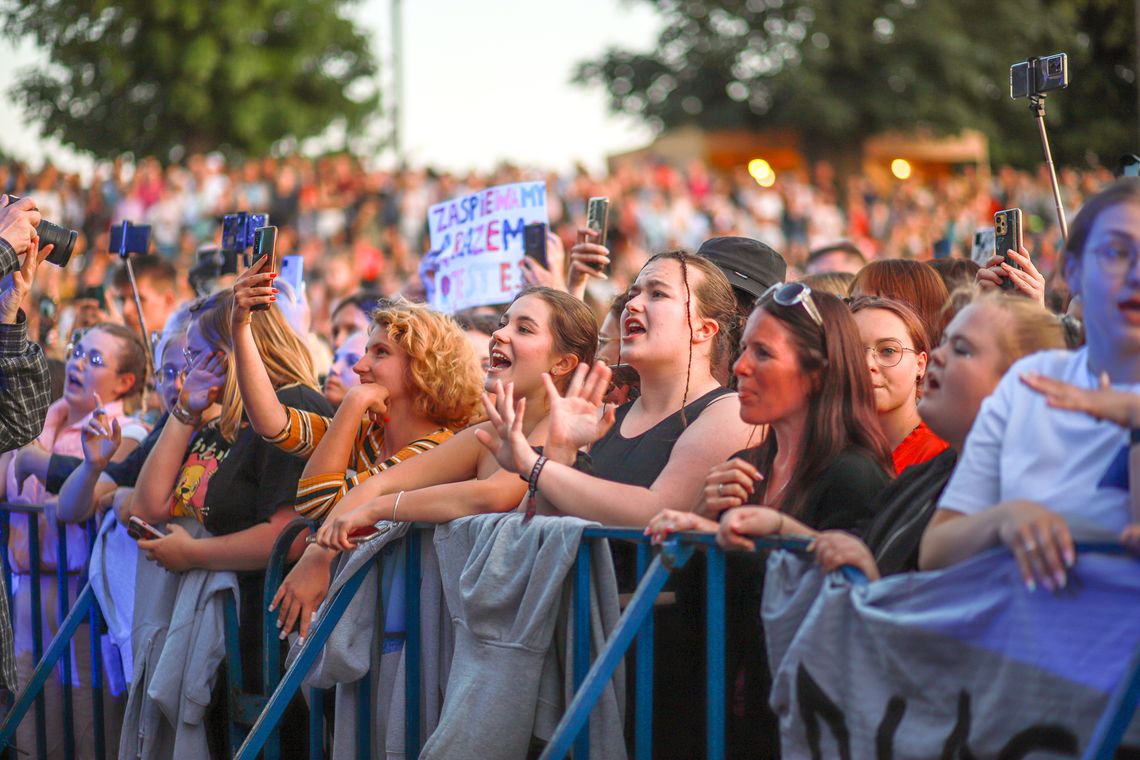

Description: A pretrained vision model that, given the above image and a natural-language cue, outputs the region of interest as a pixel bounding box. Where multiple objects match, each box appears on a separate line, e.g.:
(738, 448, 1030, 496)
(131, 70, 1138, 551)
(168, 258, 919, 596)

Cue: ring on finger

(1023, 539, 1037, 553)
(717, 483, 724, 497)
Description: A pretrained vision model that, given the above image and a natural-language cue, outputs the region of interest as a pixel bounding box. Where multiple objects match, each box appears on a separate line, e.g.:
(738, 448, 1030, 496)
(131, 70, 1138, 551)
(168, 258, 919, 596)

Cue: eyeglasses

(864, 338, 918, 368)
(759, 282, 823, 326)
(68, 343, 108, 368)
(1090, 238, 1140, 278)
(156, 364, 183, 386)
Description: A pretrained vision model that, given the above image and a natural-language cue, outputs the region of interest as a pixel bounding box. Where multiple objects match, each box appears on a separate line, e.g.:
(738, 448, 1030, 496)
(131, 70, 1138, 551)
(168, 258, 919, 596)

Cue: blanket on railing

(416, 513, 626, 760)
(762, 548, 1140, 759)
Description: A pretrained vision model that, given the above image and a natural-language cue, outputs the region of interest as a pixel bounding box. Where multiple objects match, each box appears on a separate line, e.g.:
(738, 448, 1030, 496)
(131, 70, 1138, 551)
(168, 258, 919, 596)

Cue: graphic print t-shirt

(170, 423, 232, 523)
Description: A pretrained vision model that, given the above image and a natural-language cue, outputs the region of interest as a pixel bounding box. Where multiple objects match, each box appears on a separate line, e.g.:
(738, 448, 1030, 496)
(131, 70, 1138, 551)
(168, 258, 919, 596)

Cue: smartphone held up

(994, 208, 1023, 292)
(251, 225, 279, 312)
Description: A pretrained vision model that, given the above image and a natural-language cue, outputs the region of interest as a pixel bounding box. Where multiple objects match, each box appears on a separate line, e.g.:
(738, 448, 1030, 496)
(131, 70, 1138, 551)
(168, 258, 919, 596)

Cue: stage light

(891, 158, 912, 180)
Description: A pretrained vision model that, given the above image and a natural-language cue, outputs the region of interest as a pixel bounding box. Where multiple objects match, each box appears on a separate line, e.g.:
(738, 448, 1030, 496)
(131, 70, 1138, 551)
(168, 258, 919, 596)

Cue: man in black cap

(696, 236, 787, 382)
(696, 235, 786, 308)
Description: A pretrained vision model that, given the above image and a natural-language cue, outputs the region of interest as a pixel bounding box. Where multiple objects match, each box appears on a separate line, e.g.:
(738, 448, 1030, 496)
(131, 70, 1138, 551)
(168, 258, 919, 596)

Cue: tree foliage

(576, 0, 1137, 167)
(2, 0, 380, 158)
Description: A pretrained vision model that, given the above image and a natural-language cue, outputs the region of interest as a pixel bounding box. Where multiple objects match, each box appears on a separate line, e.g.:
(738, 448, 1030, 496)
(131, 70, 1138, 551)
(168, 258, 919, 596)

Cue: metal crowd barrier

(1, 503, 1137, 759)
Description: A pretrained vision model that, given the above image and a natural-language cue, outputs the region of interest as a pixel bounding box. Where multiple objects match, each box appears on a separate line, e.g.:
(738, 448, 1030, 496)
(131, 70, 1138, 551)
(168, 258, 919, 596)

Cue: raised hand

(566, 229, 610, 298)
(180, 350, 227, 417)
(81, 393, 121, 470)
(976, 246, 1045, 306)
(0, 234, 52, 323)
(231, 254, 277, 327)
(473, 381, 536, 475)
(543, 362, 616, 454)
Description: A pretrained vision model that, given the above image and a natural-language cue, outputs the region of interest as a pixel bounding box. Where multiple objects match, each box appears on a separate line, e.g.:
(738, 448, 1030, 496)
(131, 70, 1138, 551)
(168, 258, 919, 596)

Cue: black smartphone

(1010, 53, 1068, 99)
(994, 208, 1023, 292)
(251, 225, 278, 312)
(524, 222, 548, 269)
(585, 197, 610, 273)
(127, 516, 166, 541)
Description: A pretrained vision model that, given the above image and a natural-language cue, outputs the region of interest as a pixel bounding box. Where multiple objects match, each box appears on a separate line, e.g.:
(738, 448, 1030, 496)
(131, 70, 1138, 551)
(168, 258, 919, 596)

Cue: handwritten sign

(422, 181, 548, 313)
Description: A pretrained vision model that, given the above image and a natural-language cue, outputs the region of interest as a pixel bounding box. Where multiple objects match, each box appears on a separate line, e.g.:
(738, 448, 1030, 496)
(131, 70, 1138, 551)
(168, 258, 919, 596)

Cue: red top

(892, 421, 950, 475)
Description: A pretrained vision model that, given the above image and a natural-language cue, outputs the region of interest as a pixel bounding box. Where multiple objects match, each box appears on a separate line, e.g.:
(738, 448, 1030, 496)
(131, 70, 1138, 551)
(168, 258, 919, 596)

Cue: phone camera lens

(1049, 59, 1061, 75)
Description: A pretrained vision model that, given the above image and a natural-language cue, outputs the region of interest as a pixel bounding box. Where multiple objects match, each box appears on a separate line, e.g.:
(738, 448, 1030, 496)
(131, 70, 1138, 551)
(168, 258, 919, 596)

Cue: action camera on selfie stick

(1011, 53, 1071, 242)
(110, 220, 155, 370)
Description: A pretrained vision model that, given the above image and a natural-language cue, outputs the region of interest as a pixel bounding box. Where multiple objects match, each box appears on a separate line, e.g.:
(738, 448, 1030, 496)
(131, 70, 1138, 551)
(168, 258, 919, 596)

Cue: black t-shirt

(590, 387, 735, 488)
(178, 385, 332, 536)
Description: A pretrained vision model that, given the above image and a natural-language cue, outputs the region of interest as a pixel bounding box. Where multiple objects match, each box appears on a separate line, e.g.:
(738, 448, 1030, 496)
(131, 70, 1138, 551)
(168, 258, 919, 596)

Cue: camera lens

(36, 220, 77, 267)
(1049, 58, 1061, 75)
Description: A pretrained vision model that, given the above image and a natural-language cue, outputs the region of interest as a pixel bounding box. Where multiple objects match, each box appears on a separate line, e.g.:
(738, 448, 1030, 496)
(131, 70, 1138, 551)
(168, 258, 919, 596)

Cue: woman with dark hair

(921, 178, 1140, 588)
(849, 258, 951, 342)
(644, 282, 893, 758)
(476, 251, 755, 525)
(850, 296, 948, 473)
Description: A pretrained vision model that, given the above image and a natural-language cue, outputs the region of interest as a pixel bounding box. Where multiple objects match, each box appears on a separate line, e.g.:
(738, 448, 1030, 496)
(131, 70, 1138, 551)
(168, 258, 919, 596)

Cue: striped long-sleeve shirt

(264, 405, 452, 521)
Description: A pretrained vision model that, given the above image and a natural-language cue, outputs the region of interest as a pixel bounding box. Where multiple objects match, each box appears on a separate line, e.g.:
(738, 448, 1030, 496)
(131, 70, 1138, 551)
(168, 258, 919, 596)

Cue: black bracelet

(524, 455, 548, 521)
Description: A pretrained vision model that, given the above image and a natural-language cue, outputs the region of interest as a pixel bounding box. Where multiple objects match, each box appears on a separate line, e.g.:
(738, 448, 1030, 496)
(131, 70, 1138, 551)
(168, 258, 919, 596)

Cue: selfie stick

(116, 221, 156, 372)
(1026, 59, 1069, 243)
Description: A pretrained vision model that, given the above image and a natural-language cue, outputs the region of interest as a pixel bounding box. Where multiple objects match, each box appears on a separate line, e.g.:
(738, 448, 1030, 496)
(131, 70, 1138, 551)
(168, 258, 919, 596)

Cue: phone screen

(250, 226, 279, 311)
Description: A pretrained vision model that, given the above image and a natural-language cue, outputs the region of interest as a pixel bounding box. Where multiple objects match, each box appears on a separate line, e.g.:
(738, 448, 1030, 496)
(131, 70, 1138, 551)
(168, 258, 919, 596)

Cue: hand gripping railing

(0, 503, 104, 760)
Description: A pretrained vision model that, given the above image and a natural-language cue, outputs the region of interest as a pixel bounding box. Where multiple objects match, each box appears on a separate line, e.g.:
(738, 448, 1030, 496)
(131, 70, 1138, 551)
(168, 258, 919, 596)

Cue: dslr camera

(3, 195, 77, 267)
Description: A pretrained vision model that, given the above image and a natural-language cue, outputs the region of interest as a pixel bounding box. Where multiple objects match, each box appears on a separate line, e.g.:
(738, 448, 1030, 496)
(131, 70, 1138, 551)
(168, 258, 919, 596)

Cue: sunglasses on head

(759, 282, 823, 326)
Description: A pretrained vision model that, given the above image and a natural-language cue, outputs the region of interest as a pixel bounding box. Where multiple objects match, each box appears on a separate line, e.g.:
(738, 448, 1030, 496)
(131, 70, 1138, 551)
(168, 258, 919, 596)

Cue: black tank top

(590, 386, 735, 488)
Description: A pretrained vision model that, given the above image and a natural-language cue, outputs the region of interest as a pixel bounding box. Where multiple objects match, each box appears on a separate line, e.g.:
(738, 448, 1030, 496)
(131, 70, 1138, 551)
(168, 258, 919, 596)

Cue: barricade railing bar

(1, 503, 1136, 760)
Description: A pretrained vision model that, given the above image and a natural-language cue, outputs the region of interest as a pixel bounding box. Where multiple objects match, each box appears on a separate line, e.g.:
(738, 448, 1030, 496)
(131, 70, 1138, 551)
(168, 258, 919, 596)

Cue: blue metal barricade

(0, 503, 105, 760)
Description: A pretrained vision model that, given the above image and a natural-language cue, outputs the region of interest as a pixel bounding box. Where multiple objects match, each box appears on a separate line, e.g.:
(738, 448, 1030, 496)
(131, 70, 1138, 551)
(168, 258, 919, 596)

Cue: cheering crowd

(0, 151, 1136, 758)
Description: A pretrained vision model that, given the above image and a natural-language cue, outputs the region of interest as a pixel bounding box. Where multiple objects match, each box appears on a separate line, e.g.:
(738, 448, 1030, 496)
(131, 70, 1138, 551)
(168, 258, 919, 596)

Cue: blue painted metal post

(573, 539, 592, 760)
(0, 584, 95, 751)
(224, 594, 245, 756)
(308, 687, 325, 759)
(1084, 642, 1140, 760)
(705, 547, 726, 760)
(540, 545, 696, 760)
(55, 525, 75, 760)
(28, 516, 46, 760)
(634, 542, 653, 760)
(87, 583, 105, 760)
(405, 529, 422, 759)
(235, 556, 376, 759)
(356, 672, 372, 757)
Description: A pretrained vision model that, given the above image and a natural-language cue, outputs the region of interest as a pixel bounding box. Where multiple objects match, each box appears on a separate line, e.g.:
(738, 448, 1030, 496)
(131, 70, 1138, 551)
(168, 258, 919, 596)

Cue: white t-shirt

(940, 347, 1136, 535)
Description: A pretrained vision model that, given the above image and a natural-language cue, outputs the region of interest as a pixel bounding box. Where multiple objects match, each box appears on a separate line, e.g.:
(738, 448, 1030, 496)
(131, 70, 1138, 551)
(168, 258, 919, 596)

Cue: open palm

(544, 362, 616, 452)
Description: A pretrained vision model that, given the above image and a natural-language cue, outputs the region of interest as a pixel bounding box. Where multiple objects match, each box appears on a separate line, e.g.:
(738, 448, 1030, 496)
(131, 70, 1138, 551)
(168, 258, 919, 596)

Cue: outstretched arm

(232, 257, 287, 438)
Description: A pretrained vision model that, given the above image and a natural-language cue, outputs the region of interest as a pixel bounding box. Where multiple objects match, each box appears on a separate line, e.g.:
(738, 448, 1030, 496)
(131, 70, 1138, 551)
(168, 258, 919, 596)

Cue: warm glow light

(891, 158, 912, 180)
(748, 158, 773, 181)
(756, 171, 776, 187)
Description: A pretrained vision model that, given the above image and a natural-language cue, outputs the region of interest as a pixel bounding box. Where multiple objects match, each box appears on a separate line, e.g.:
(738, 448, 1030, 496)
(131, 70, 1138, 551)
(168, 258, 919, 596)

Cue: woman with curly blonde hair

(232, 258, 483, 635)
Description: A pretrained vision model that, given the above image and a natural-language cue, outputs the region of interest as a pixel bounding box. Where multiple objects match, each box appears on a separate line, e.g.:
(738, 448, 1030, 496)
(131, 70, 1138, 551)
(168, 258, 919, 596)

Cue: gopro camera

(221, 213, 268, 257)
(3, 195, 77, 267)
(1010, 53, 1068, 99)
(109, 221, 151, 259)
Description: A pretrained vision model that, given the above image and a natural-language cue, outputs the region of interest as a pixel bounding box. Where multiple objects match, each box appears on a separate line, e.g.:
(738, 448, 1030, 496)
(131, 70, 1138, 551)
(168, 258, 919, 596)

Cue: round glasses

(67, 343, 108, 368)
(864, 338, 917, 368)
(1090, 239, 1139, 279)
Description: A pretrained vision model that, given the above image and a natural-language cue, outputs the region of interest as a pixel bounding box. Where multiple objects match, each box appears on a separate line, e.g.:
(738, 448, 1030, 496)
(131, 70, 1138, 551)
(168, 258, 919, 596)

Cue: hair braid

(680, 254, 694, 429)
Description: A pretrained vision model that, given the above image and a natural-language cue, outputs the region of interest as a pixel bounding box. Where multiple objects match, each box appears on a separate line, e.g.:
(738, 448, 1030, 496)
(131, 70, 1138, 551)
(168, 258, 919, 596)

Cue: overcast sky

(0, 0, 662, 174)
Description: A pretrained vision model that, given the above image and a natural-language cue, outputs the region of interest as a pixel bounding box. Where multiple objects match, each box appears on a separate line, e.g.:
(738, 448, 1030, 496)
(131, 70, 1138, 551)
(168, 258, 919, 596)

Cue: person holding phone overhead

(921, 179, 1140, 588)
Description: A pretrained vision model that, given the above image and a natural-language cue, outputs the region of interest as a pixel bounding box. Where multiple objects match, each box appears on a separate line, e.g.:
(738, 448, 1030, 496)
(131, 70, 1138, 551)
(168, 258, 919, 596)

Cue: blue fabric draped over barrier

(763, 548, 1140, 759)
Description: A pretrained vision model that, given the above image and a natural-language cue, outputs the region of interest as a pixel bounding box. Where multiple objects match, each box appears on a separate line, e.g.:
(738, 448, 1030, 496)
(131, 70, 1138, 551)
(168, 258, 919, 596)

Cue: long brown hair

(749, 290, 893, 515)
(510, 287, 598, 389)
(194, 291, 318, 441)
